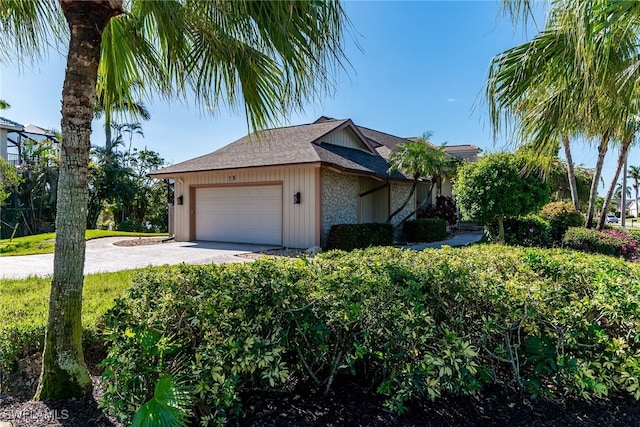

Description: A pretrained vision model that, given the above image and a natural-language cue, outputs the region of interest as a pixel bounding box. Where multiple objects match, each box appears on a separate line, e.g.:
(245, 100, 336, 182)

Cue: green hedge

(486, 215, 552, 247)
(563, 227, 638, 259)
(101, 246, 640, 424)
(403, 218, 448, 242)
(325, 223, 393, 251)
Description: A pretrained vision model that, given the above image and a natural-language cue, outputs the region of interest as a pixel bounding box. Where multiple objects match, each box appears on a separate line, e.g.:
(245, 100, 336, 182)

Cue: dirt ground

(3, 371, 640, 427)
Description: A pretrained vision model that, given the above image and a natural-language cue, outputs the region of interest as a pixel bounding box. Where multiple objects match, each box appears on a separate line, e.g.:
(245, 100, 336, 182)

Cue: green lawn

(0, 269, 139, 331)
(0, 269, 141, 369)
(0, 230, 167, 256)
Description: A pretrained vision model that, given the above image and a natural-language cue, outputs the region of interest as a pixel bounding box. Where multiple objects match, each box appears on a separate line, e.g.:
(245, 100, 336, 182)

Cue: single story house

(626, 199, 640, 218)
(150, 117, 481, 248)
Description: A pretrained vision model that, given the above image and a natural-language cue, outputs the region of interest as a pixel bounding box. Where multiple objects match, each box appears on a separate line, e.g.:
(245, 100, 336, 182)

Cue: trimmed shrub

(403, 218, 448, 242)
(539, 201, 584, 242)
(325, 223, 393, 251)
(486, 215, 552, 247)
(100, 246, 640, 424)
(563, 227, 638, 259)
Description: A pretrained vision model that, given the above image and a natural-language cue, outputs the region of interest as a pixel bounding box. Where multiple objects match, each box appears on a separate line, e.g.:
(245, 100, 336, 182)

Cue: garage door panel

(195, 185, 282, 245)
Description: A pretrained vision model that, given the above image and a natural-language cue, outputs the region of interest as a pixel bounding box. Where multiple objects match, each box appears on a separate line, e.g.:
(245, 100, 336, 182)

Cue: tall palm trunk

(562, 134, 580, 211)
(585, 132, 610, 228)
(387, 180, 417, 224)
(597, 137, 632, 230)
(35, 0, 122, 400)
(635, 183, 639, 218)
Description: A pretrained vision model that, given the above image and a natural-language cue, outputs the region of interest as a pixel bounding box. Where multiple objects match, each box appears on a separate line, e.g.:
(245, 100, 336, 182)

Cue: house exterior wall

(173, 165, 318, 248)
(320, 168, 358, 245)
(440, 178, 453, 199)
(390, 182, 415, 227)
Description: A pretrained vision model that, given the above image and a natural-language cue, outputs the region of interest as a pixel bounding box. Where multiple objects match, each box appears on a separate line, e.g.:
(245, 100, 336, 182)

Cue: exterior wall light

(293, 192, 301, 204)
(177, 195, 184, 205)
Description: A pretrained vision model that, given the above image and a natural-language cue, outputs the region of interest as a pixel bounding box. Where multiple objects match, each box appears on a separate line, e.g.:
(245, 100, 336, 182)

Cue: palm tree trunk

(596, 137, 631, 230)
(635, 183, 639, 220)
(35, 0, 122, 400)
(585, 132, 609, 228)
(562, 134, 580, 211)
(387, 181, 417, 224)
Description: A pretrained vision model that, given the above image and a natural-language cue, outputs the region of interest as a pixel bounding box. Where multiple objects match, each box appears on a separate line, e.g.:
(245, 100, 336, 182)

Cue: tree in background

(94, 78, 150, 156)
(455, 152, 549, 243)
(0, 0, 349, 400)
(0, 99, 9, 109)
(0, 157, 21, 206)
(15, 139, 60, 235)
(387, 135, 459, 225)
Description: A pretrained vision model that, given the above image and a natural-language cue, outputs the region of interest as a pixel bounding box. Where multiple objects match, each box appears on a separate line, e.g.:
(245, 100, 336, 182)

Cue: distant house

(627, 199, 640, 218)
(0, 116, 58, 165)
(150, 117, 481, 248)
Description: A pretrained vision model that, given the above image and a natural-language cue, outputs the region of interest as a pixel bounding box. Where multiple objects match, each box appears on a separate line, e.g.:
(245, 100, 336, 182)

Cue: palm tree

(614, 181, 632, 201)
(489, 1, 640, 228)
(94, 79, 150, 155)
(386, 135, 458, 225)
(0, 0, 348, 400)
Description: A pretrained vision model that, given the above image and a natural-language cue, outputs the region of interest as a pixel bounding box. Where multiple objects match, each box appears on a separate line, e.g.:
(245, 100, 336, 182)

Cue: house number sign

(228, 175, 236, 182)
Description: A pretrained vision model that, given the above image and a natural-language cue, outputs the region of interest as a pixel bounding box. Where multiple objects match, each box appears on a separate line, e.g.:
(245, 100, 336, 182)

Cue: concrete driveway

(0, 237, 279, 280)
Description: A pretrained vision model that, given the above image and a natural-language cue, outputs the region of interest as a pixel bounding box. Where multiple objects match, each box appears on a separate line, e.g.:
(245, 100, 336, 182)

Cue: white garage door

(195, 185, 282, 245)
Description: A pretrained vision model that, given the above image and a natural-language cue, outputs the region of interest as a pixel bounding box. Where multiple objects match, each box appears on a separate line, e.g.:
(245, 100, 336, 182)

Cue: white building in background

(1, 117, 59, 166)
(626, 199, 640, 218)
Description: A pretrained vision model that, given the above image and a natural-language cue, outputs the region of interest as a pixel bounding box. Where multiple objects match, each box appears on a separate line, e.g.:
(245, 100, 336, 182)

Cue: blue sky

(0, 1, 630, 193)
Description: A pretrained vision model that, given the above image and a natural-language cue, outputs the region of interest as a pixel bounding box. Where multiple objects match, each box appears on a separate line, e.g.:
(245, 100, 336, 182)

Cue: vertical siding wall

(359, 176, 389, 223)
(321, 169, 358, 246)
(323, 127, 368, 151)
(173, 166, 317, 248)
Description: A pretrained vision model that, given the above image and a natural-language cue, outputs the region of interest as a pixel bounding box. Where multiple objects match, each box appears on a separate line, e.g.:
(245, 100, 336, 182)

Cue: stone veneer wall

(390, 182, 415, 228)
(321, 169, 358, 246)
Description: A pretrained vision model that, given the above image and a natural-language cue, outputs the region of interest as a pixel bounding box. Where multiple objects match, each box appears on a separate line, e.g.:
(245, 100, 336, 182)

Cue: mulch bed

(112, 237, 173, 247)
(3, 368, 640, 426)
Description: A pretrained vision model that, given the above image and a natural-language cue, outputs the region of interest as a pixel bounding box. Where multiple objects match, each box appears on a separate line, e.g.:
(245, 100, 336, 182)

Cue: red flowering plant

(563, 227, 638, 260)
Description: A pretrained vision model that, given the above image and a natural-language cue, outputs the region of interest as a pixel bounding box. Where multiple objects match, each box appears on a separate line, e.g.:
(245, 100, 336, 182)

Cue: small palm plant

(131, 375, 192, 427)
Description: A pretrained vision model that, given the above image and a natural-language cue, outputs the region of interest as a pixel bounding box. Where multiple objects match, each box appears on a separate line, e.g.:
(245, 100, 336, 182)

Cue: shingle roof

(358, 126, 409, 152)
(0, 116, 24, 131)
(151, 118, 409, 180)
(443, 144, 483, 153)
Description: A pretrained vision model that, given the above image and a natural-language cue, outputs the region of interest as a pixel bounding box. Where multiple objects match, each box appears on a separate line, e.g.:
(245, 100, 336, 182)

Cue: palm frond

(0, 0, 66, 64)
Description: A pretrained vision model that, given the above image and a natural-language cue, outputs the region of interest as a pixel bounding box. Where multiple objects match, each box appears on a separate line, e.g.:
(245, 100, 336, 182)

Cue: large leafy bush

(539, 201, 584, 242)
(563, 227, 638, 259)
(101, 246, 640, 425)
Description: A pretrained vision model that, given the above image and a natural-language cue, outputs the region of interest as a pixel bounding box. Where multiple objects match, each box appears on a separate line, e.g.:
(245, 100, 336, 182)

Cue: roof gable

(316, 120, 378, 155)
